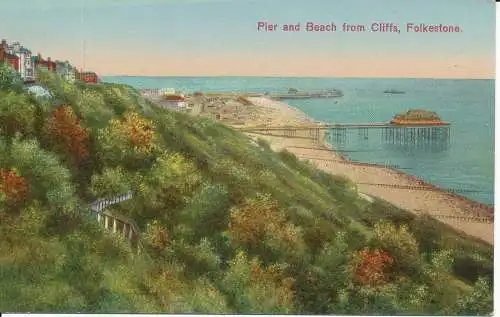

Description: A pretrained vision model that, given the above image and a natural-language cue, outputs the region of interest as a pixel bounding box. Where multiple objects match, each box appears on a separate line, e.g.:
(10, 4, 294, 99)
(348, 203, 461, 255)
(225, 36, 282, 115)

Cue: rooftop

(390, 109, 446, 125)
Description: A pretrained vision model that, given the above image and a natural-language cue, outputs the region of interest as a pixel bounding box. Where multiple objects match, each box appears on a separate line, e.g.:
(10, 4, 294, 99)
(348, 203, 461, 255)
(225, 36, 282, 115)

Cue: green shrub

(372, 221, 420, 276)
(89, 167, 131, 198)
(7, 138, 78, 212)
(452, 277, 493, 315)
(180, 183, 231, 239)
(0, 62, 23, 92)
(0, 91, 36, 138)
(221, 251, 295, 313)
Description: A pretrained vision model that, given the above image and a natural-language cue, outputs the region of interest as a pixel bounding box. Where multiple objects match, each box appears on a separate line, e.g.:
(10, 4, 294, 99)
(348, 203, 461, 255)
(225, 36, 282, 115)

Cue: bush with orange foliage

(43, 105, 89, 162)
(351, 249, 393, 286)
(223, 251, 295, 312)
(145, 220, 169, 251)
(228, 194, 286, 247)
(0, 168, 29, 205)
(250, 261, 295, 308)
(99, 112, 156, 159)
(111, 112, 155, 151)
(125, 112, 154, 149)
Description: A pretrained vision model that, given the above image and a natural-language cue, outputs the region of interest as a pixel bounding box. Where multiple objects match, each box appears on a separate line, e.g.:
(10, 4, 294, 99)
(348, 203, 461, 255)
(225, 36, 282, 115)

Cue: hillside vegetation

(0, 66, 493, 314)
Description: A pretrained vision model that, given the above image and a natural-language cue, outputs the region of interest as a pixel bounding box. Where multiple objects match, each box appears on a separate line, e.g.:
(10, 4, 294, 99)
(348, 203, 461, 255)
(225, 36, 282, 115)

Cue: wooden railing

(91, 191, 133, 213)
(90, 191, 148, 255)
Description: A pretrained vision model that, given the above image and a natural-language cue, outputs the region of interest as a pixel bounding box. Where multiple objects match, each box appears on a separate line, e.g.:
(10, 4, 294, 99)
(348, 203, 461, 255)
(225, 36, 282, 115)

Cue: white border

(494, 3, 499, 316)
(2, 4, 498, 317)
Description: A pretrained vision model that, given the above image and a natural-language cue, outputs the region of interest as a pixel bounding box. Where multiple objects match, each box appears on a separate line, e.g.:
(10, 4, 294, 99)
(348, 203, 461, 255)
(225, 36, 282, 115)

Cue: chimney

(1, 39, 6, 50)
(13, 41, 20, 53)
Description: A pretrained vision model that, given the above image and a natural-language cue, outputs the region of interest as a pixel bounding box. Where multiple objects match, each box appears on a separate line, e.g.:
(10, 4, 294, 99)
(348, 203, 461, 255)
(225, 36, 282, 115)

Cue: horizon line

(100, 74, 495, 80)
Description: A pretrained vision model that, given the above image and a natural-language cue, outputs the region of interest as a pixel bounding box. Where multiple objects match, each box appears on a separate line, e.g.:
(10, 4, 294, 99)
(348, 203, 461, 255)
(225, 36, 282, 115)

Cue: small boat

(384, 89, 405, 94)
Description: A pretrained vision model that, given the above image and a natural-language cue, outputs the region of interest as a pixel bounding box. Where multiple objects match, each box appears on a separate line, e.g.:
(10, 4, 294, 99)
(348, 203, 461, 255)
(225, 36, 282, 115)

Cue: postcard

(0, 0, 494, 315)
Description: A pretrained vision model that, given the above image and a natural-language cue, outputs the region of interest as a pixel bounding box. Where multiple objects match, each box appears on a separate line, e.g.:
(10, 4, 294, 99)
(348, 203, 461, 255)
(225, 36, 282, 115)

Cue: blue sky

(1, 0, 495, 78)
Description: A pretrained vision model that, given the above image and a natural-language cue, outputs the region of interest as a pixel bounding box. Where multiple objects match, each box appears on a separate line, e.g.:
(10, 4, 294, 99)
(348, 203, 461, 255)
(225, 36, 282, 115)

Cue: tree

(89, 166, 131, 198)
(221, 251, 295, 313)
(372, 222, 420, 275)
(144, 220, 169, 251)
(350, 249, 393, 286)
(228, 193, 307, 264)
(0, 62, 23, 92)
(97, 111, 158, 167)
(0, 91, 36, 138)
(180, 183, 231, 236)
(228, 194, 286, 248)
(0, 168, 29, 210)
(7, 137, 77, 212)
(43, 105, 90, 164)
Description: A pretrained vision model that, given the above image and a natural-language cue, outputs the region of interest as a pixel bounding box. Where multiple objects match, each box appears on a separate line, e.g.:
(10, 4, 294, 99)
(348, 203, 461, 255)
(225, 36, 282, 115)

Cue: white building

(19, 46, 34, 81)
(1, 40, 34, 81)
(55, 60, 76, 83)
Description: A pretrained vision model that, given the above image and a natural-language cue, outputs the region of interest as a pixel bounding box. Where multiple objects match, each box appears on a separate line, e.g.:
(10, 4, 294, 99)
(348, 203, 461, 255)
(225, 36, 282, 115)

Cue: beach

(214, 96, 494, 245)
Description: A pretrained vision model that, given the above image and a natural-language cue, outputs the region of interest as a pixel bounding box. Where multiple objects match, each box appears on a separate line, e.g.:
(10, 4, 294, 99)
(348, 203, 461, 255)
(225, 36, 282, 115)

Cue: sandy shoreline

(242, 97, 493, 244)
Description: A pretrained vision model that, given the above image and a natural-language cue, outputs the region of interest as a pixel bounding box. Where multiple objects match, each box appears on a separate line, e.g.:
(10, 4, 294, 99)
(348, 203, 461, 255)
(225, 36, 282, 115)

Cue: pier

(141, 88, 344, 101)
(238, 122, 451, 147)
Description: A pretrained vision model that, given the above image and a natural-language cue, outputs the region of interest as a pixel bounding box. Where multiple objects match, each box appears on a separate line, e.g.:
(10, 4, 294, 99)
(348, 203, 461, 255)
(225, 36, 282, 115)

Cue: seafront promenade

(175, 93, 493, 244)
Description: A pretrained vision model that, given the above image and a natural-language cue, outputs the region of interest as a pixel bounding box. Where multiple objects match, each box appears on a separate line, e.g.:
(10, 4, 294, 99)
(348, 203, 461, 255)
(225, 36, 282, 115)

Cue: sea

(103, 76, 494, 206)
